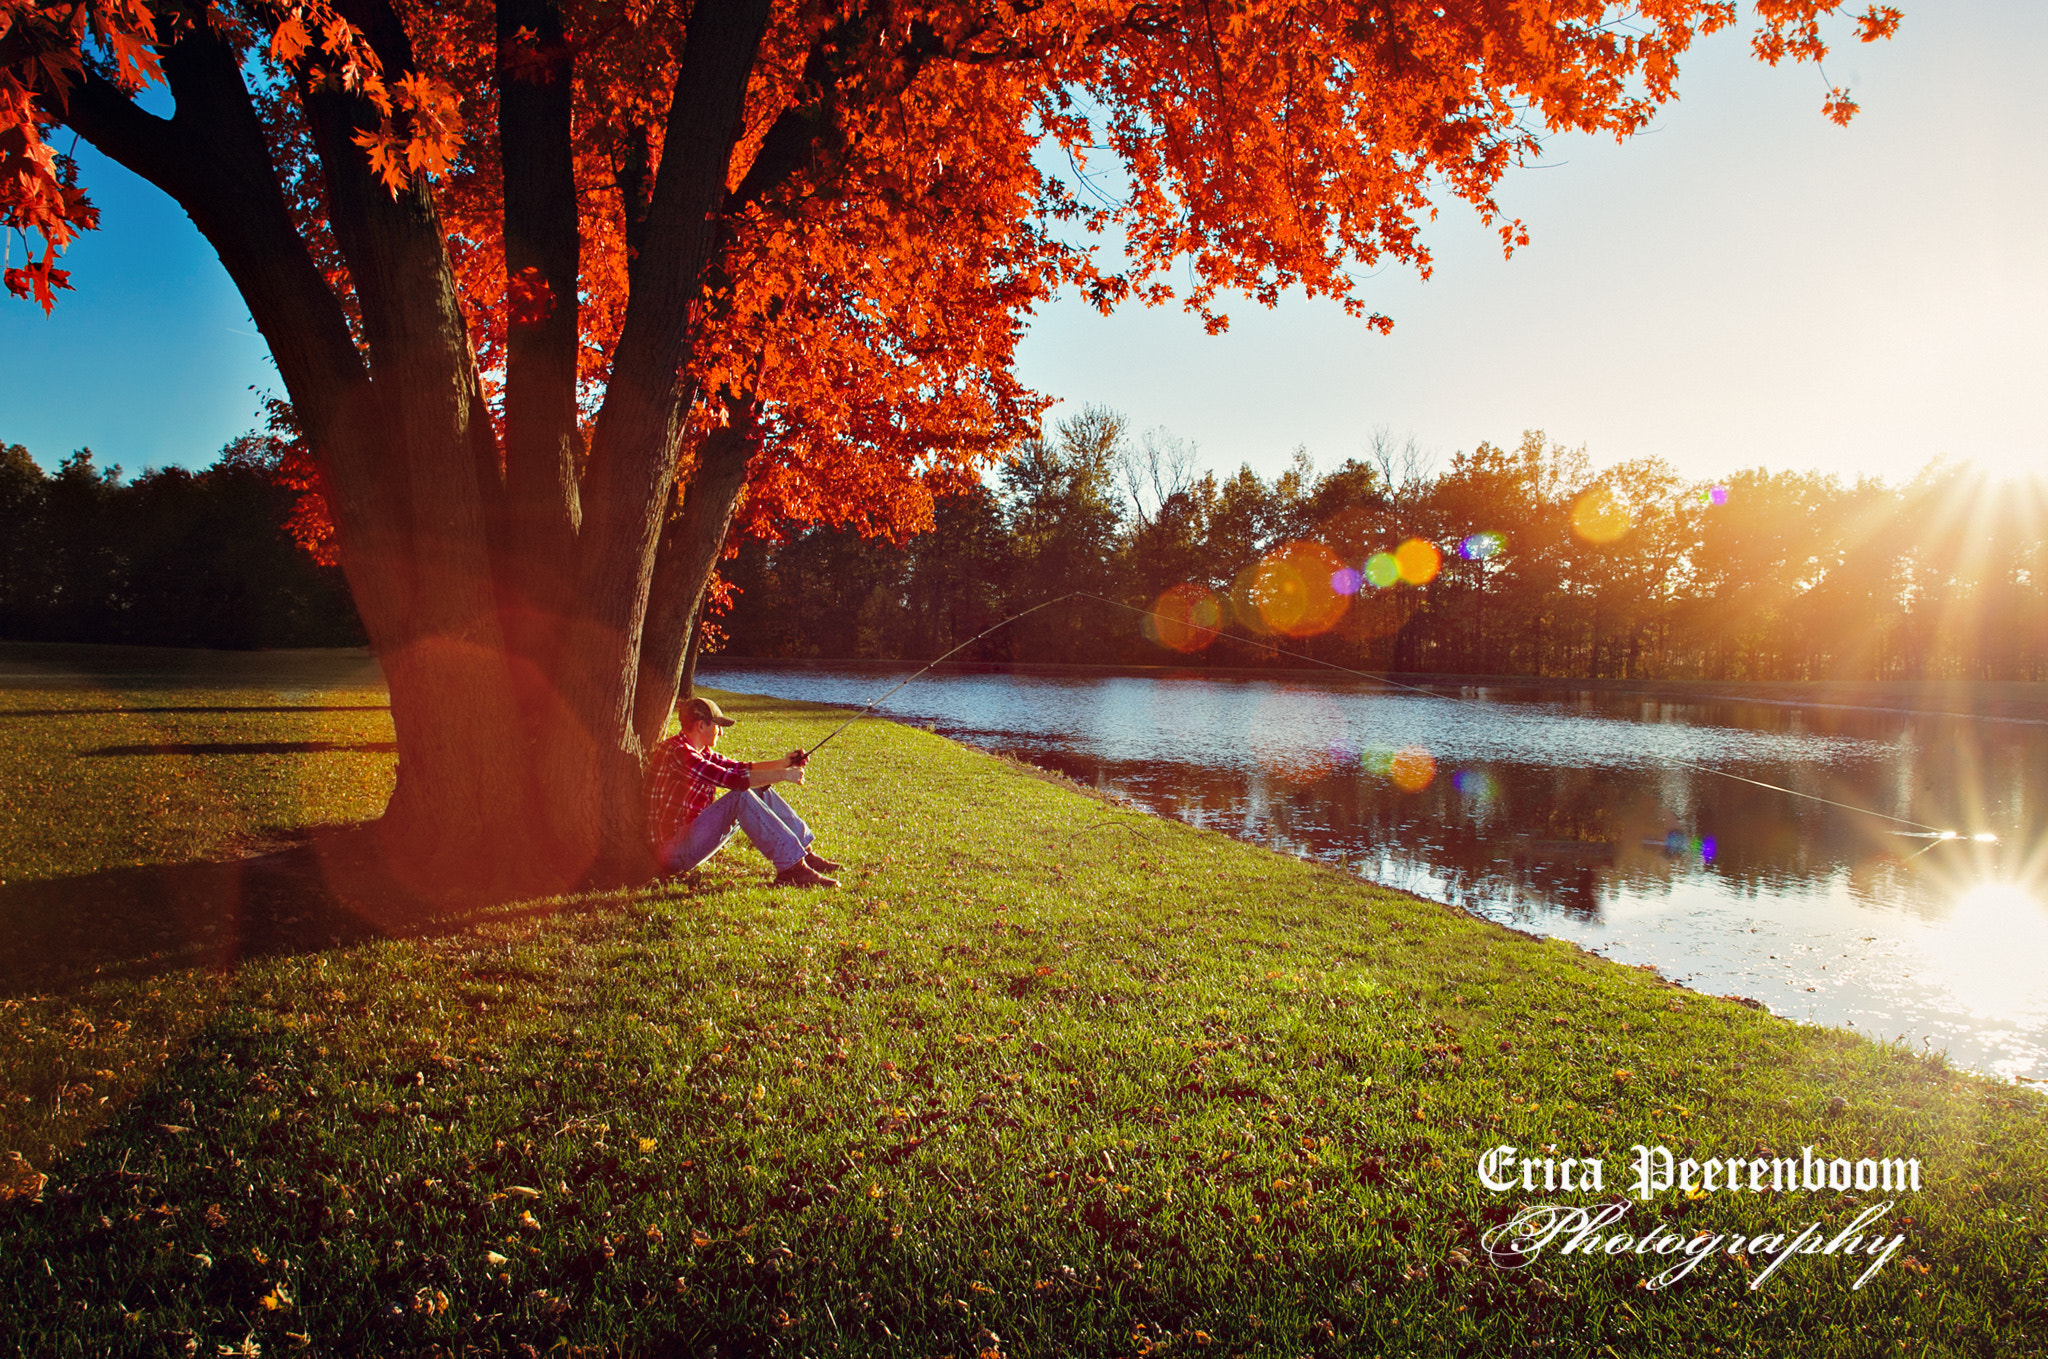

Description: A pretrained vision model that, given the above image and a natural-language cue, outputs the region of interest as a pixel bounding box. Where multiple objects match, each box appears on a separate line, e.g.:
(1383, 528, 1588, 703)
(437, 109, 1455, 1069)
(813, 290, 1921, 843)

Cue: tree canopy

(0, 0, 1902, 898)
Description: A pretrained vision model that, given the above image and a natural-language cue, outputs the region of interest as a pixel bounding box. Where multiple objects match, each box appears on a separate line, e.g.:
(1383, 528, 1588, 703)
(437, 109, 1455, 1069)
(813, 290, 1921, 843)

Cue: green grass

(2, 679, 2046, 1357)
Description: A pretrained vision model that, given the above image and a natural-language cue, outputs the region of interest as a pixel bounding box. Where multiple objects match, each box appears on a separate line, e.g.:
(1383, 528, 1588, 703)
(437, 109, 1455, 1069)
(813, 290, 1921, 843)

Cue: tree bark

(54, 0, 782, 902)
(634, 413, 758, 751)
(496, 0, 584, 662)
(679, 593, 710, 703)
(529, 0, 773, 887)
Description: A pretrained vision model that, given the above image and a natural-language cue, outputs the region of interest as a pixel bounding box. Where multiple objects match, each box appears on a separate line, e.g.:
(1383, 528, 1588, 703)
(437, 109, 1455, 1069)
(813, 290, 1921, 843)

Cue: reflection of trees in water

(970, 708, 2048, 928)
(995, 743, 1631, 920)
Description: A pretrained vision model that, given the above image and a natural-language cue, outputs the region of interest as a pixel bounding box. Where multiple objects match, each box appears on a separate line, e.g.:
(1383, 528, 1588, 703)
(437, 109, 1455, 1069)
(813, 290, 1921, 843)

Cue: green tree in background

(710, 411, 2044, 685)
(0, 440, 363, 648)
(1001, 407, 1131, 662)
(0, 442, 46, 633)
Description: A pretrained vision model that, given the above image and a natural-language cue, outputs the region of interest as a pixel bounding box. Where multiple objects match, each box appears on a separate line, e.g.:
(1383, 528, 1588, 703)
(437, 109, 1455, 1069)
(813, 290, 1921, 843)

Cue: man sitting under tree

(648, 697, 843, 888)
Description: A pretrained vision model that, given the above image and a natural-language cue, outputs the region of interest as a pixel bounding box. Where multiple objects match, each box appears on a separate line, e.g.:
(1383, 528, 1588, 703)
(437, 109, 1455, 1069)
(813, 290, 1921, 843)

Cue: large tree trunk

(60, 0, 776, 905)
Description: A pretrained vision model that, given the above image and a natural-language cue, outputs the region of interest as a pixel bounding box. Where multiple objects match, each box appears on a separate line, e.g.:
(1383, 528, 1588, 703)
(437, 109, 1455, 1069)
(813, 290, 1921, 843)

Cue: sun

(1932, 881, 2048, 1018)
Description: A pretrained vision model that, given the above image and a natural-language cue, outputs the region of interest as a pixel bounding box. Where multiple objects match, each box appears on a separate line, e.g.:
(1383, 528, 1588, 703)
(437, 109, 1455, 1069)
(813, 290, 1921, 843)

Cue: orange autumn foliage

(7, 1, 1902, 532)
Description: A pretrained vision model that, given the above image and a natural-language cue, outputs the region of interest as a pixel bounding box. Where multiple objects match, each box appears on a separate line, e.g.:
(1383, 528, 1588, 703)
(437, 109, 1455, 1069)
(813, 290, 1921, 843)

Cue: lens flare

(1698, 484, 1729, 507)
(1364, 552, 1400, 589)
(1458, 532, 1504, 561)
(1572, 487, 1632, 544)
(1146, 581, 1223, 653)
(1331, 566, 1362, 596)
(1452, 768, 1496, 800)
(1660, 830, 1718, 863)
(1249, 541, 1351, 638)
(1394, 538, 1442, 585)
(1387, 747, 1437, 792)
(1227, 562, 1276, 635)
(1362, 745, 1437, 792)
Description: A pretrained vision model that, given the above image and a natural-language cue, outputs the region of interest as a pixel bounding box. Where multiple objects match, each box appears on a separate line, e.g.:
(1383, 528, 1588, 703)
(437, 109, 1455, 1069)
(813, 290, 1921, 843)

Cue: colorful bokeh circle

(1387, 747, 1437, 792)
(1249, 541, 1351, 637)
(1452, 768, 1497, 800)
(1364, 553, 1400, 589)
(1571, 487, 1632, 544)
(1458, 531, 1504, 561)
(1146, 581, 1224, 653)
(1364, 744, 1436, 791)
(1394, 538, 1441, 585)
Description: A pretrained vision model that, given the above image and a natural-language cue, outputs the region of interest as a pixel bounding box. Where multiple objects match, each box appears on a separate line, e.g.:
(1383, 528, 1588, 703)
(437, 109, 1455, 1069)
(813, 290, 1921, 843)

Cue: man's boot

(776, 861, 839, 889)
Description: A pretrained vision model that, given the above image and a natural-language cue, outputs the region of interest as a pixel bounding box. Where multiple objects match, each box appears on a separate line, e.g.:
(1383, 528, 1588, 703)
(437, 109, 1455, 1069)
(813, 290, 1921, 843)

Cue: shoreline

(3, 641, 2040, 723)
(706, 655, 2048, 723)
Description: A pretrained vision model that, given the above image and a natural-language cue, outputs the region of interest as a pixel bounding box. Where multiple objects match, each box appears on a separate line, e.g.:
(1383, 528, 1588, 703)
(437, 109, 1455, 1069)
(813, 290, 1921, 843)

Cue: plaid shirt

(646, 735, 752, 849)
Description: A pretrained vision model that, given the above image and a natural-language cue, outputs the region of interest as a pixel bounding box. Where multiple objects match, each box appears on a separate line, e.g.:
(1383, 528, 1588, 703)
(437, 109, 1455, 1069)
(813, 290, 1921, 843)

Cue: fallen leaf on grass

(0, 1152, 46, 1205)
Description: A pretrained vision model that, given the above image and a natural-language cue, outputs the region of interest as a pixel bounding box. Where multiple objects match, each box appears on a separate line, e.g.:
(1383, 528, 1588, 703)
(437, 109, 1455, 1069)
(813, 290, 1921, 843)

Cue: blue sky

(3, 2, 2041, 486)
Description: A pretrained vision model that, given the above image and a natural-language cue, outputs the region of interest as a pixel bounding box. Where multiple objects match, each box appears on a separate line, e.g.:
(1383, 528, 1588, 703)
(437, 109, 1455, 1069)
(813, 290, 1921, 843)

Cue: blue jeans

(659, 787, 814, 875)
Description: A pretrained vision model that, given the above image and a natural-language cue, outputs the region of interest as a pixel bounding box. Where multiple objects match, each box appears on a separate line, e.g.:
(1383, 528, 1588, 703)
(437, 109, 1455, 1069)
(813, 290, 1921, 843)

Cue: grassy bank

(2, 679, 2045, 1356)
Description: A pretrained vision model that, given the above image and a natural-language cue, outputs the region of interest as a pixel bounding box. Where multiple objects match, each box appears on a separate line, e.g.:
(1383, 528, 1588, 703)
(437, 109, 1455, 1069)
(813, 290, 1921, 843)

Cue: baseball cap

(683, 696, 736, 727)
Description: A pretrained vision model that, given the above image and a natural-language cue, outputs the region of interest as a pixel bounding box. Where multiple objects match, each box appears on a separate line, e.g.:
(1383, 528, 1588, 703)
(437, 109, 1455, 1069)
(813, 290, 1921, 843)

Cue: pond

(702, 663, 2048, 1083)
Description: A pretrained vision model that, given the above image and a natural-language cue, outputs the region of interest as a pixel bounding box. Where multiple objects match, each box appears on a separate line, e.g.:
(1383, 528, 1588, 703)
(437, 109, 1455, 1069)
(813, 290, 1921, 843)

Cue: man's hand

(788, 748, 810, 768)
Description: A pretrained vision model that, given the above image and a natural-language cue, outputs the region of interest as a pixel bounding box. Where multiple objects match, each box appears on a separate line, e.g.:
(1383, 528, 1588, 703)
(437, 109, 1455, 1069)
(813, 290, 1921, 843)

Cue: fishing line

(797, 593, 1079, 757)
(1069, 592, 1966, 838)
(795, 587, 1975, 840)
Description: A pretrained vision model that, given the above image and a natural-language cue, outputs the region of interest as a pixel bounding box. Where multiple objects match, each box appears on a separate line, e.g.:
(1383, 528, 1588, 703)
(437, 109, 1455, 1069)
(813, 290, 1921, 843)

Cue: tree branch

(57, 40, 364, 439)
(299, 0, 503, 658)
(49, 21, 430, 650)
(574, 0, 772, 735)
(635, 410, 757, 750)
(496, 0, 582, 646)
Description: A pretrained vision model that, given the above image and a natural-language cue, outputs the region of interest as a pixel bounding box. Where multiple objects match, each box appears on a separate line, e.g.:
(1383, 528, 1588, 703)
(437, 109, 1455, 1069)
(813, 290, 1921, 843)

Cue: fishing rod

(797, 587, 1985, 841)
(797, 592, 1082, 758)
(800, 586, 1424, 758)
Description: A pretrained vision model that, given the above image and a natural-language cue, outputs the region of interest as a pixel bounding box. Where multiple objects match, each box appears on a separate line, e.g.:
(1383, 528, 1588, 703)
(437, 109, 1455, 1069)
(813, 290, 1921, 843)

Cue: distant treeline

(0, 437, 363, 649)
(720, 410, 2047, 682)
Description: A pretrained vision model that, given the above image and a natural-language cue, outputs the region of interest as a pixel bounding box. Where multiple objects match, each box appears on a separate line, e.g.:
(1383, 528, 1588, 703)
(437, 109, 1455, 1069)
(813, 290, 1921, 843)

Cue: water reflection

(1927, 882, 2048, 1019)
(704, 665, 2048, 1081)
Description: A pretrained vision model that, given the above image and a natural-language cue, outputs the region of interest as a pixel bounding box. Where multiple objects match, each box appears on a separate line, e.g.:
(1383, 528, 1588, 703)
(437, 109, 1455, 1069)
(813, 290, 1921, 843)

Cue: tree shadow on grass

(0, 826, 558, 997)
(0, 705, 391, 719)
(77, 740, 399, 756)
